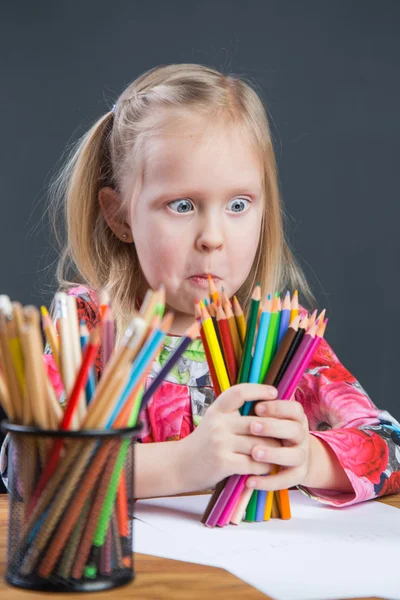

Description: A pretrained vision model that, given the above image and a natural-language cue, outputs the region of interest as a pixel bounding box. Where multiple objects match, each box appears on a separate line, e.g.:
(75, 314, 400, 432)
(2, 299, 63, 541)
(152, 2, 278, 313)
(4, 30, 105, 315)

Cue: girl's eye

(167, 199, 194, 214)
(226, 198, 250, 213)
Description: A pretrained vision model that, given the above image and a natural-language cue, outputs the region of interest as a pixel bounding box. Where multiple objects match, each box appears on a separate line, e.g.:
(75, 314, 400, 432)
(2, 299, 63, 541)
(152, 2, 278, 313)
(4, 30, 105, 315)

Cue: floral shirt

(2, 285, 400, 508)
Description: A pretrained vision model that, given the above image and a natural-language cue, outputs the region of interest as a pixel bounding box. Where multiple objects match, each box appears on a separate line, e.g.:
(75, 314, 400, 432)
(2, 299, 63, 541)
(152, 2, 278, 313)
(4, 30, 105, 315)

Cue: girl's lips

(188, 275, 221, 288)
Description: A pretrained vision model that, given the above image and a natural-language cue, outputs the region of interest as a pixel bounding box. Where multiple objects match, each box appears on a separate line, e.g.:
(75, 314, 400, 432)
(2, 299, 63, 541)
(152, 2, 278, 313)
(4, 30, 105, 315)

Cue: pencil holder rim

(0, 419, 143, 439)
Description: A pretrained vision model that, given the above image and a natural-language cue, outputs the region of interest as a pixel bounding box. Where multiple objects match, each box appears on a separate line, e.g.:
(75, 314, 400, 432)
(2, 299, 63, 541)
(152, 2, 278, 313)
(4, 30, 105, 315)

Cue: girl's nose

(195, 217, 224, 253)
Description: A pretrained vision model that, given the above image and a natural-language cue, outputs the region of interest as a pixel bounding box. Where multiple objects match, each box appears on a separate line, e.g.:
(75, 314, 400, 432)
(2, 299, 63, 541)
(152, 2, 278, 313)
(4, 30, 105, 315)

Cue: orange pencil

(208, 275, 220, 304)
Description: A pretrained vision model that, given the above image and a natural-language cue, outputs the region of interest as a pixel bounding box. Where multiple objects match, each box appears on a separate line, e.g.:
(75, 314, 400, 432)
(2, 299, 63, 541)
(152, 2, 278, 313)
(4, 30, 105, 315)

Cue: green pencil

(259, 295, 280, 383)
(238, 284, 261, 416)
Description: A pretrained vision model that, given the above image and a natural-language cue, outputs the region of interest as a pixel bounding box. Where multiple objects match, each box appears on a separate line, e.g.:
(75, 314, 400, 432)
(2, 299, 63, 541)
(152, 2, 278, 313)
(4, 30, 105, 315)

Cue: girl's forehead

(142, 116, 263, 187)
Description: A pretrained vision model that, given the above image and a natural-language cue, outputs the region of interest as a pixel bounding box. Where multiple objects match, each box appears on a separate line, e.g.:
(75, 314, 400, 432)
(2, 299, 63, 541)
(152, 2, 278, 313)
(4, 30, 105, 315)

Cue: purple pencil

(280, 319, 327, 400)
(276, 322, 319, 399)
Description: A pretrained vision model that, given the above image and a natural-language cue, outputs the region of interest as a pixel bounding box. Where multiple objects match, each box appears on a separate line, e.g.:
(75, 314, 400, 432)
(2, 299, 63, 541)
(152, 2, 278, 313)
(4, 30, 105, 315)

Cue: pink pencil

(205, 475, 241, 527)
(217, 476, 247, 526)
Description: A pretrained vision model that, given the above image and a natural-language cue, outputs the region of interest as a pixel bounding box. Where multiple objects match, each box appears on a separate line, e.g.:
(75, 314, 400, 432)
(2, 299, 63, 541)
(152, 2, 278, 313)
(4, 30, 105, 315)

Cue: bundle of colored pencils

(196, 278, 327, 527)
(0, 288, 199, 582)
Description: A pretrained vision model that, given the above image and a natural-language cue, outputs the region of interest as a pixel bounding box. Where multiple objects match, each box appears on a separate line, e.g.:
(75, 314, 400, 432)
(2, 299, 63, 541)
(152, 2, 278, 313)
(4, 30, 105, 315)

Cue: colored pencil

(199, 302, 230, 393)
(232, 295, 246, 345)
(195, 300, 221, 396)
(216, 301, 237, 385)
(222, 294, 242, 365)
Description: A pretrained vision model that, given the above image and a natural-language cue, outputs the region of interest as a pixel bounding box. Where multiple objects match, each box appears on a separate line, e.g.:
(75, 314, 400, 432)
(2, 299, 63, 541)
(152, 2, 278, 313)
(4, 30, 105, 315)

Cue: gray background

(1, 1, 399, 489)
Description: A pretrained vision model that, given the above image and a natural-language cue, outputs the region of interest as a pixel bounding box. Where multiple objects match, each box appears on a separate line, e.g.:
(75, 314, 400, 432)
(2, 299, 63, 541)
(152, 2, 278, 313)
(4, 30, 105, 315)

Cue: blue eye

(167, 199, 194, 214)
(226, 198, 250, 213)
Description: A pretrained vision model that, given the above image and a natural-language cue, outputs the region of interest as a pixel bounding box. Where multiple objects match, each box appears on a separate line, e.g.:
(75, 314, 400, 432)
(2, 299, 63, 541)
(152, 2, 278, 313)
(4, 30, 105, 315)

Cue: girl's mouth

(188, 274, 221, 288)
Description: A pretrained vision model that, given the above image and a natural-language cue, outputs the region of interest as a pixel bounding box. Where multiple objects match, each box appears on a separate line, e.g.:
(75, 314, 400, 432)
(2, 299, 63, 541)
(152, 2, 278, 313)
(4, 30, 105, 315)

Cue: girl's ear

(98, 187, 133, 242)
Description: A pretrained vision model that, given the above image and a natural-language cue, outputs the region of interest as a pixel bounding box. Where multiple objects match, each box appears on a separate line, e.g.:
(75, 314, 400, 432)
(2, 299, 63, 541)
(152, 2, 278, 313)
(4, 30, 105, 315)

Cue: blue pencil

(248, 295, 272, 384)
(106, 322, 167, 427)
(277, 291, 291, 347)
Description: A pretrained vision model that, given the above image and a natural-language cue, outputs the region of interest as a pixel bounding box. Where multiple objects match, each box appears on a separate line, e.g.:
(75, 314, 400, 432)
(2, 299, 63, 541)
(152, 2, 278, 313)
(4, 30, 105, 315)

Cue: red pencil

(216, 302, 237, 385)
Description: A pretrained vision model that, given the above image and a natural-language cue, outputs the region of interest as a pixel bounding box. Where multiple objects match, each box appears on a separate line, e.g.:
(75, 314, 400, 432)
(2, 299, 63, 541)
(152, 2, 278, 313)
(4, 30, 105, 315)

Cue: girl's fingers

(251, 444, 306, 468)
(232, 433, 281, 457)
(254, 399, 306, 423)
(233, 416, 305, 445)
(216, 384, 277, 414)
(230, 453, 273, 477)
(246, 466, 303, 491)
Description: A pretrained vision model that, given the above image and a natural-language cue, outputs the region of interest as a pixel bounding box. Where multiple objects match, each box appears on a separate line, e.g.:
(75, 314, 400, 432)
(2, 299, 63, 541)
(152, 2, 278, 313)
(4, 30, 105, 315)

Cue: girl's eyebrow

(149, 185, 262, 201)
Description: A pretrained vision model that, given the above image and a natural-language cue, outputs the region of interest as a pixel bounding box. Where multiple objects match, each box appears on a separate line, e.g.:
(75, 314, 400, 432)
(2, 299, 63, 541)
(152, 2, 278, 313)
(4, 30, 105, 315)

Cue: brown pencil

(223, 299, 242, 365)
(233, 295, 246, 345)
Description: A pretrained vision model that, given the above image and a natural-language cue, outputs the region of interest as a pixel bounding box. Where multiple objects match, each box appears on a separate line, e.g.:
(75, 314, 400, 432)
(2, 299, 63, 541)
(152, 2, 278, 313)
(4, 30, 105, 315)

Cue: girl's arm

(134, 439, 191, 498)
(295, 337, 400, 507)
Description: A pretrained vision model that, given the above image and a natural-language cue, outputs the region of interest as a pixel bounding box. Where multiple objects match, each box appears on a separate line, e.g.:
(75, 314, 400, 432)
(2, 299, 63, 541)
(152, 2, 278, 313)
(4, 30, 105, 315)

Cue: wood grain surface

(0, 492, 399, 599)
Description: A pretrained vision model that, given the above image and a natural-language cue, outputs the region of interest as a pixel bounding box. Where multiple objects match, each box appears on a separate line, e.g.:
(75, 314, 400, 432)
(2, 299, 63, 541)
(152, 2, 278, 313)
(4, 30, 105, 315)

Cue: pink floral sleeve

(295, 337, 400, 506)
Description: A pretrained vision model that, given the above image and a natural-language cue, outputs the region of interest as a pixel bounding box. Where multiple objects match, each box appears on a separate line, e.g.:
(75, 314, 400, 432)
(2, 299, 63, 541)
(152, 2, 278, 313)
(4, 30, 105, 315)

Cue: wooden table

(0, 493, 399, 599)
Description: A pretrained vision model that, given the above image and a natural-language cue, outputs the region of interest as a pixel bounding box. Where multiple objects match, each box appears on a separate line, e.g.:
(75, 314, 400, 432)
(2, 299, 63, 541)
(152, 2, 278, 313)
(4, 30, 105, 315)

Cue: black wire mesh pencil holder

(1, 420, 142, 593)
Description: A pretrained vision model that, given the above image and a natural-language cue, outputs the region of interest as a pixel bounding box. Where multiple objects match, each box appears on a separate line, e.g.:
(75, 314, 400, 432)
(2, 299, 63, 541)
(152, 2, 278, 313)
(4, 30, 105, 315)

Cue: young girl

(3, 64, 399, 507)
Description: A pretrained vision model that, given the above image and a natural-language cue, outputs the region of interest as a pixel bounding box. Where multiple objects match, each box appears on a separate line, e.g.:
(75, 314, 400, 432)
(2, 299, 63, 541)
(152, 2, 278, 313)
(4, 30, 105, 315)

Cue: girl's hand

(246, 398, 312, 491)
(178, 384, 283, 493)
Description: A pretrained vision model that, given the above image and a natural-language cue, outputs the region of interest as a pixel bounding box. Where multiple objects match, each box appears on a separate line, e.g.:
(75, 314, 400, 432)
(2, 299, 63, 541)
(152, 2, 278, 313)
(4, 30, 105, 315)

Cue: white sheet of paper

(133, 516, 220, 567)
(134, 491, 400, 600)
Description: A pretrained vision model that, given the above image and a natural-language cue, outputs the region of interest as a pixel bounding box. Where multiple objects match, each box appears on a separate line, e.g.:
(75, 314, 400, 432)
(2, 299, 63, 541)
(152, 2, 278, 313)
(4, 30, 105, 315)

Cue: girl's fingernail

(247, 479, 256, 488)
(252, 422, 262, 433)
(269, 387, 278, 398)
(255, 449, 264, 460)
(257, 404, 266, 415)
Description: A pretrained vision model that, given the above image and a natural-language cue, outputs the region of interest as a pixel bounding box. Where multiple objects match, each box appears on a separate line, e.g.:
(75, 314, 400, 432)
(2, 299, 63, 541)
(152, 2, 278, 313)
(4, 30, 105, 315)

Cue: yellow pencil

(199, 302, 230, 392)
(290, 289, 299, 323)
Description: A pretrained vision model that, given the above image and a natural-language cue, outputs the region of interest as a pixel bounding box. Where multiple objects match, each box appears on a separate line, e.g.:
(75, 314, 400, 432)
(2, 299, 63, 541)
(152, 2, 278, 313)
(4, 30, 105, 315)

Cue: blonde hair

(50, 63, 315, 334)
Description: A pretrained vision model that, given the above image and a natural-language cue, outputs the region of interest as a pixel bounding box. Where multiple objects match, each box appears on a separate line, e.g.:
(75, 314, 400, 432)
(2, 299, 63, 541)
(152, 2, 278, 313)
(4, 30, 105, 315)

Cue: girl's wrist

(300, 433, 353, 493)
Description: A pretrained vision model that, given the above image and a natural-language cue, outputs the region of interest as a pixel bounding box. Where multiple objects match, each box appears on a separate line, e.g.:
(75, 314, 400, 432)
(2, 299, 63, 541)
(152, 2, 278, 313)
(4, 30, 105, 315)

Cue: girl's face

(128, 115, 264, 331)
